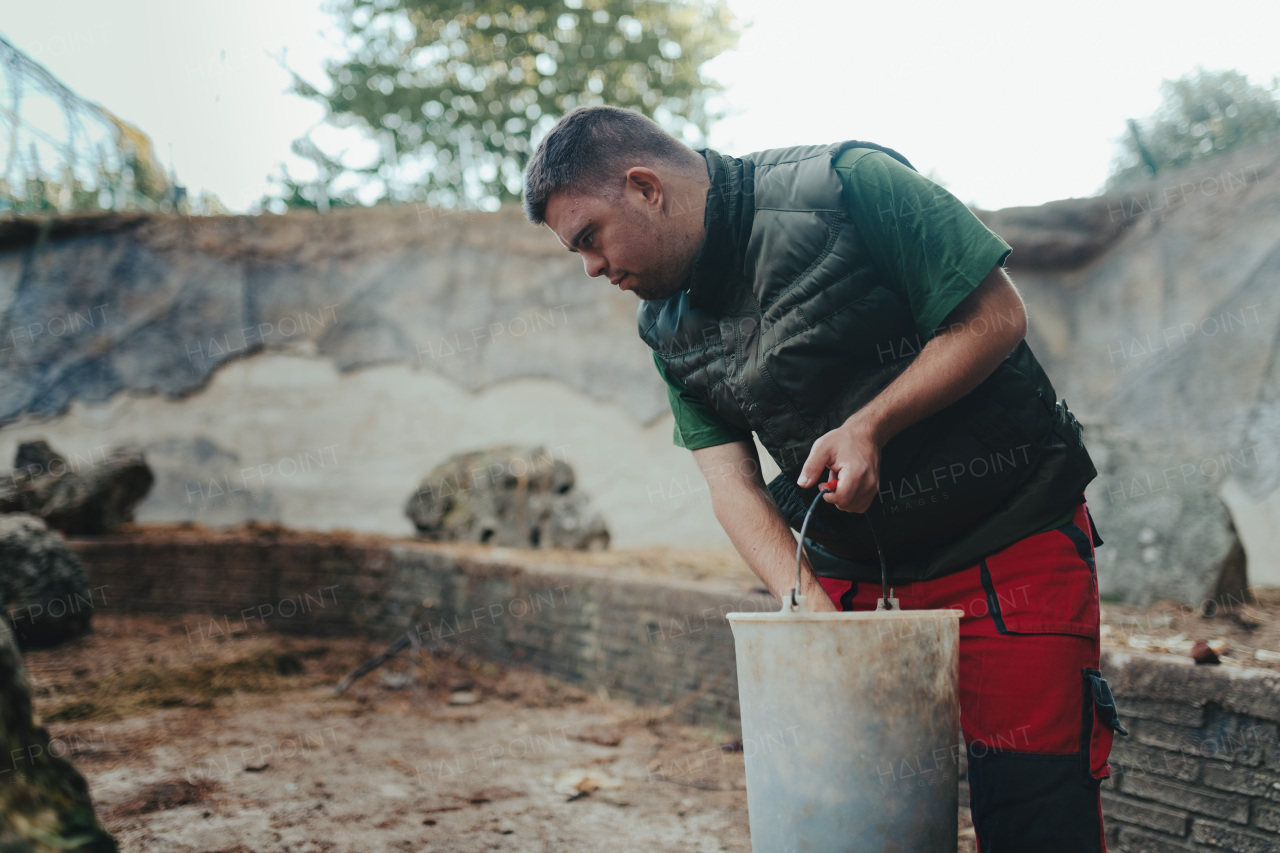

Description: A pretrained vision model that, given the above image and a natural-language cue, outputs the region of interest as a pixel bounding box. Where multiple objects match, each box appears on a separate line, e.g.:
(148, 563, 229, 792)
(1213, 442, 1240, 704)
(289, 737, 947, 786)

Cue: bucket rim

(726, 608, 962, 623)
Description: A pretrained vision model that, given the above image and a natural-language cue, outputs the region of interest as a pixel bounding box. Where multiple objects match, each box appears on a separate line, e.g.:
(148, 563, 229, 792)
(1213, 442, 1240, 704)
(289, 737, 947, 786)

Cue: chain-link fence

(0, 32, 186, 217)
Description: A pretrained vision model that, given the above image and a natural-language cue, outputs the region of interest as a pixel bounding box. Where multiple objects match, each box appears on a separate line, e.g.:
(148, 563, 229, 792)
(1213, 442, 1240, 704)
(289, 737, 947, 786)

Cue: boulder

(15, 439, 61, 472)
(405, 446, 609, 550)
(0, 514, 95, 647)
(1, 440, 153, 534)
(976, 195, 1130, 270)
(1083, 422, 1248, 608)
(0, 617, 117, 852)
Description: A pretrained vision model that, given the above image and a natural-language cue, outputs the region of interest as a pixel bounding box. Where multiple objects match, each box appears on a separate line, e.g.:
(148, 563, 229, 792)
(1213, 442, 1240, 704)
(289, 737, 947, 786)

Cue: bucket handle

(792, 470, 895, 611)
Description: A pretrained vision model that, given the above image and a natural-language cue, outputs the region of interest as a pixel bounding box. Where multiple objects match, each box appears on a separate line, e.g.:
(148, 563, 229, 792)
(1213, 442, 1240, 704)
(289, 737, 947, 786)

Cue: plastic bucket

(728, 598, 960, 852)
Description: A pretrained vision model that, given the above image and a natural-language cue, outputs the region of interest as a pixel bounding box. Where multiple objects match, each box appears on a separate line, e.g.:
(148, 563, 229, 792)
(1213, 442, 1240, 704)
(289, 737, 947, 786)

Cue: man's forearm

(797, 264, 1028, 510)
(855, 264, 1027, 450)
(713, 476, 832, 605)
(693, 441, 837, 610)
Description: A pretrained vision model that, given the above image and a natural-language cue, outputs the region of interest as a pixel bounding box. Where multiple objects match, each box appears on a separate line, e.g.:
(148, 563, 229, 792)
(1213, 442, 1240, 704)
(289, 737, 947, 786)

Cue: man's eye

(582, 234, 594, 248)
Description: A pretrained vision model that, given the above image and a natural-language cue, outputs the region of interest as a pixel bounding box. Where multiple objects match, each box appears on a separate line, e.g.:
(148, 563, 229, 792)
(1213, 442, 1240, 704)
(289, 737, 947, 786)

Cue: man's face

(544, 177, 693, 302)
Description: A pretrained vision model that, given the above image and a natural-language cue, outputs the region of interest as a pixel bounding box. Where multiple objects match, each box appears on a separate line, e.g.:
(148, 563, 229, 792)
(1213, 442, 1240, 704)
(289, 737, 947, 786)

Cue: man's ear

(624, 167, 664, 211)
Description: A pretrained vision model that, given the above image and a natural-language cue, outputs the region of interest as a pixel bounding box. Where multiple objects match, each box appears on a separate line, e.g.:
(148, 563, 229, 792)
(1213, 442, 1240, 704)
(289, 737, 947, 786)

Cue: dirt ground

(26, 613, 978, 853)
(1100, 591, 1280, 668)
(24, 526, 1279, 851)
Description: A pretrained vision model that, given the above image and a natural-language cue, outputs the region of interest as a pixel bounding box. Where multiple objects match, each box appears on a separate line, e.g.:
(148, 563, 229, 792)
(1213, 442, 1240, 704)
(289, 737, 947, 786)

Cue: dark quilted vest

(638, 141, 1098, 582)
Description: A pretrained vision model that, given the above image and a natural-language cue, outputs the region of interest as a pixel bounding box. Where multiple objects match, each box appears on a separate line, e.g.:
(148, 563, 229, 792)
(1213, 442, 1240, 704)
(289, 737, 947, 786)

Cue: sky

(2, 0, 1278, 212)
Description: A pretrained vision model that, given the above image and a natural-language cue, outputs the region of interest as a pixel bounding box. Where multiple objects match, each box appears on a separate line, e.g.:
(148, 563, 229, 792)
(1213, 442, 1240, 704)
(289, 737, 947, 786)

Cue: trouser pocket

(977, 501, 1101, 637)
(1081, 668, 1128, 784)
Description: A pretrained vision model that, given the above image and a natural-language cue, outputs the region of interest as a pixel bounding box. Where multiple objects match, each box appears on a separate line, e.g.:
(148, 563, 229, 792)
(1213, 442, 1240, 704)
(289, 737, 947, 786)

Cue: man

(523, 105, 1127, 852)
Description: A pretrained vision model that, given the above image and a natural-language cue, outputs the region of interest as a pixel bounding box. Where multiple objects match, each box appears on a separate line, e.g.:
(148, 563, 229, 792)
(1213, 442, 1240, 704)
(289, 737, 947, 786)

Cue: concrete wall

(0, 205, 781, 550)
(0, 353, 760, 549)
(4, 139, 1278, 594)
(69, 528, 1280, 849)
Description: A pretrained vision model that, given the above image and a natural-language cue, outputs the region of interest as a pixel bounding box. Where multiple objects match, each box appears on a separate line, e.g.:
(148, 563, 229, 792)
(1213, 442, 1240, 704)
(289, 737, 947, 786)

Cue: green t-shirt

(655, 147, 1012, 451)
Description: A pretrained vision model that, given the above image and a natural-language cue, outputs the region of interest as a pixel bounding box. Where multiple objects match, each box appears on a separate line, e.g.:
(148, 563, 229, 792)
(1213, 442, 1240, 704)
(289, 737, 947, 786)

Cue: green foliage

(1108, 68, 1280, 189)
(266, 137, 362, 211)
(273, 0, 738, 210)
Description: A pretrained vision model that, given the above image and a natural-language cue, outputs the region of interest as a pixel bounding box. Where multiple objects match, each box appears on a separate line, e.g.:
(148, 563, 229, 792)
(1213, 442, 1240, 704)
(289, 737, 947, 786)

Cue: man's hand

(795, 415, 882, 513)
(797, 263, 1028, 512)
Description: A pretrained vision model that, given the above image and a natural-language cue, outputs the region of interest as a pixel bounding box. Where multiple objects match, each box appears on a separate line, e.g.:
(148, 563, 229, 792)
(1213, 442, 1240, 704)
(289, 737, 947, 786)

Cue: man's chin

(631, 280, 684, 302)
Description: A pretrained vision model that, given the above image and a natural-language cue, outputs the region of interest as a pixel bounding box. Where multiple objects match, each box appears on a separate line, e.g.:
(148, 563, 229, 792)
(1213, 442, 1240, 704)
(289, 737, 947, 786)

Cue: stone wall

(0, 206, 740, 551)
(69, 528, 756, 726)
(3, 142, 1280, 598)
(1100, 650, 1280, 851)
(69, 528, 1280, 849)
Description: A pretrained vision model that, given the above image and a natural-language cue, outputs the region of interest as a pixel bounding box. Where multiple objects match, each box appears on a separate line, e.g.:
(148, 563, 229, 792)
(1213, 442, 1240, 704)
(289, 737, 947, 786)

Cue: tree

(270, 0, 738, 211)
(1108, 68, 1280, 188)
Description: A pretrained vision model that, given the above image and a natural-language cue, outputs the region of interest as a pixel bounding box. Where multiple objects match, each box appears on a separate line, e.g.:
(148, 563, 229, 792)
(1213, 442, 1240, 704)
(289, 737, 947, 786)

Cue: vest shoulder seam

(755, 149, 832, 168)
(833, 147, 889, 169)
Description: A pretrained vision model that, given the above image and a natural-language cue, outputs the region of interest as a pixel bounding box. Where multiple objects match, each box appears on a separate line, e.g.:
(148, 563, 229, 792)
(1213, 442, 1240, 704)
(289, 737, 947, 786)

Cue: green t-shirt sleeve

(652, 351, 753, 450)
(833, 148, 1012, 340)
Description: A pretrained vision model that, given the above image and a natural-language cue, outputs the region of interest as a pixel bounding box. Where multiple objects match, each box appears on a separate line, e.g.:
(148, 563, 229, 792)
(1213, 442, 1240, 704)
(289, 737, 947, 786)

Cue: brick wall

(1099, 649, 1280, 851)
(68, 529, 762, 729)
(69, 530, 1280, 851)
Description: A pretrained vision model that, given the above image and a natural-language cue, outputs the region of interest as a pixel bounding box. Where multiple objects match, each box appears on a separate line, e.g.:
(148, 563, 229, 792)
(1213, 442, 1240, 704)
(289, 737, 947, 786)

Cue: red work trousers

(816, 500, 1126, 853)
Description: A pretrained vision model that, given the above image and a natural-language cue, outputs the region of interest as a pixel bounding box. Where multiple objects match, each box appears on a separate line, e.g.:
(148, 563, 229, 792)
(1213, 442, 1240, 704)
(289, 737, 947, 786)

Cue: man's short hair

(522, 105, 701, 224)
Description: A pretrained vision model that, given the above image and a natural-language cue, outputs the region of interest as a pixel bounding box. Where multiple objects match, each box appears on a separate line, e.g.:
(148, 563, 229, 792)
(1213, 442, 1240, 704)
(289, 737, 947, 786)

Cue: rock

(548, 769, 623, 797)
(0, 514, 95, 647)
(1190, 640, 1219, 665)
(1, 440, 154, 534)
(14, 439, 62, 472)
(381, 672, 412, 690)
(1084, 422, 1248, 608)
(990, 142, 1280, 588)
(976, 196, 1130, 270)
(405, 446, 609, 550)
(0, 618, 118, 852)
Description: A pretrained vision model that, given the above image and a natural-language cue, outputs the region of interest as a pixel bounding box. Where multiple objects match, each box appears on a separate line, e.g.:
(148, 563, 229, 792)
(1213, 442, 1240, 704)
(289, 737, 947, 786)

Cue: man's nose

(583, 253, 608, 278)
